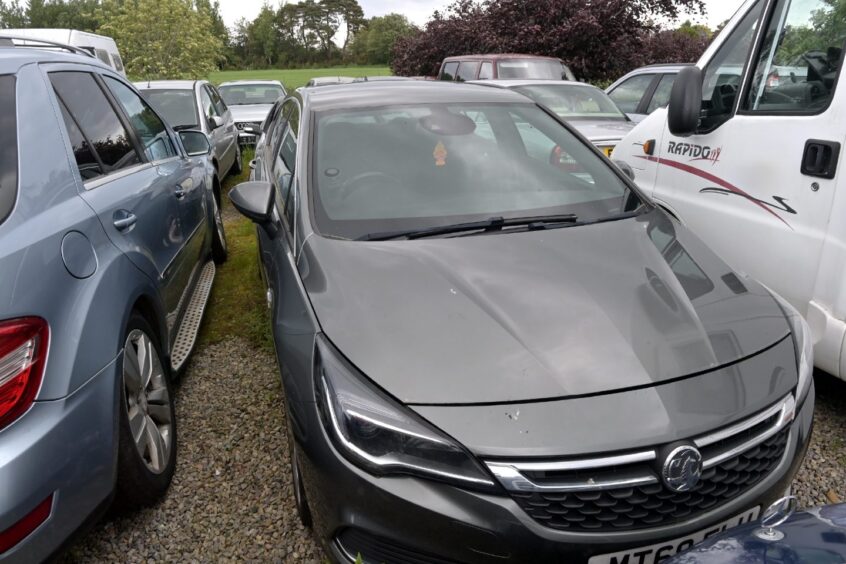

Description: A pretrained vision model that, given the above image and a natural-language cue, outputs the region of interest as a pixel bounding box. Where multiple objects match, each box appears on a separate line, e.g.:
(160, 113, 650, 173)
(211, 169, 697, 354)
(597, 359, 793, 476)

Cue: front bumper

(297, 386, 814, 563)
(0, 358, 119, 562)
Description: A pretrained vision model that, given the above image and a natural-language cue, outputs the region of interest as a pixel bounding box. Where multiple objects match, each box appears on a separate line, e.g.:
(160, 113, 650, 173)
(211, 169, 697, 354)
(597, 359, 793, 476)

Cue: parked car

(218, 80, 287, 146)
(230, 80, 813, 563)
(614, 0, 846, 381)
(136, 80, 242, 180)
(0, 38, 226, 561)
(606, 63, 691, 123)
(669, 497, 846, 563)
(471, 79, 636, 157)
(1, 28, 125, 75)
(439, 53, 577, 82)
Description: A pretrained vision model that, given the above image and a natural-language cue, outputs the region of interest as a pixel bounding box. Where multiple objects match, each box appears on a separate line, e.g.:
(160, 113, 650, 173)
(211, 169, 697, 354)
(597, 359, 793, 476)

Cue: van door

(649, 0, 844, 338)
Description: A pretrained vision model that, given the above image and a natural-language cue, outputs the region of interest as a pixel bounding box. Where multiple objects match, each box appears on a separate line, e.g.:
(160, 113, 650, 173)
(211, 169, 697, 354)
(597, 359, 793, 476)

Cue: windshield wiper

(357, 214, 579, 241)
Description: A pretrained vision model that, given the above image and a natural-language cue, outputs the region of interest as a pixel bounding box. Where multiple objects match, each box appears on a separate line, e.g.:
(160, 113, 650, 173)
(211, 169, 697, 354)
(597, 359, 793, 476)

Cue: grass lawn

(209, 66, 391, 90)
(197, 148, 274, 352)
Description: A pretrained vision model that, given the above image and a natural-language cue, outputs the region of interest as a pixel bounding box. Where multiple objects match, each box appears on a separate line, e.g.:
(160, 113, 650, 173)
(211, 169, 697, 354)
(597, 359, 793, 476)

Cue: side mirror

(179, 130, 212, 156)
(668, 66, 703, 137)
(229, 181, 274, 227)
(208, 115, 224, 130)
(613, 159, 636, 181)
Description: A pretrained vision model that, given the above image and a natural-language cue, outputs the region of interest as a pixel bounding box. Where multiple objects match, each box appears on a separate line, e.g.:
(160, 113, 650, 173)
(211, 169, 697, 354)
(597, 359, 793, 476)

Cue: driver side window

(698, 0, 765, 131)
(743, 0, 844, 113)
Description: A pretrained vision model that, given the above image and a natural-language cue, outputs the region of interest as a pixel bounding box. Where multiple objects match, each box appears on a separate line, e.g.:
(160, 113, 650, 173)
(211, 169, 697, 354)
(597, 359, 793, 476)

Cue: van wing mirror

(668, 66, 703, 137)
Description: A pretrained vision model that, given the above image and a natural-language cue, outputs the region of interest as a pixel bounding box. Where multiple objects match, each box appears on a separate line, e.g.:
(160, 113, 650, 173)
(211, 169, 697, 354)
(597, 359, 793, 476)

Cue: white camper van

(614, 0, 846, 379)
(2, 28, 124, 75)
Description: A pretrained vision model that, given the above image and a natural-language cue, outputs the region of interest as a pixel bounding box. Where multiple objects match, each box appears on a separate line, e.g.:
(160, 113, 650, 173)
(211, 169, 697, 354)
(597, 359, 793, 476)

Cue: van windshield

(141, 89, 200, 130)
(313, 102, 640, 240)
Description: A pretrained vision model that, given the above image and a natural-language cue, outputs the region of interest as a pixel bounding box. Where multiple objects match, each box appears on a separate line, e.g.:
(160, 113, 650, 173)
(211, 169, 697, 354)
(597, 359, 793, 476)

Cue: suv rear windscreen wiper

(357, 214, 579, 241)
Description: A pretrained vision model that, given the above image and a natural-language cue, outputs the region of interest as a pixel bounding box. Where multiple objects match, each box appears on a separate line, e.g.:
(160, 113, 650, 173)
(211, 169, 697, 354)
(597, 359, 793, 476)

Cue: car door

(104, 76, 207, 317)
(207, 83, 237, 174)
(608, 73, 658, 122)
(49, 69, 188, 330)
(650, 0, 842, 324)
(199, 85, 227, 171)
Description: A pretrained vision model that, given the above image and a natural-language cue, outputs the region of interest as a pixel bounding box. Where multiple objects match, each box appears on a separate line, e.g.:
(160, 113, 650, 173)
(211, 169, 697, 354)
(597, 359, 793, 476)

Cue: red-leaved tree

(391, 0, 708, 82)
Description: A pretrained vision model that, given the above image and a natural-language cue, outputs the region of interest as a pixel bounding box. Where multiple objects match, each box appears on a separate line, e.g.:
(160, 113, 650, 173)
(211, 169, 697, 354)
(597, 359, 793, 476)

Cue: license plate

(601, 146, 615, 158)
(588, 507, 760, 564)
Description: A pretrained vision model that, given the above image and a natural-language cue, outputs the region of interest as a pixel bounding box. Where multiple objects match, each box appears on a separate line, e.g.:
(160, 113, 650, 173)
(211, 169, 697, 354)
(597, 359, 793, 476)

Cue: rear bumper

(0, 357, 119, 562)
(302, 387, 814, 563)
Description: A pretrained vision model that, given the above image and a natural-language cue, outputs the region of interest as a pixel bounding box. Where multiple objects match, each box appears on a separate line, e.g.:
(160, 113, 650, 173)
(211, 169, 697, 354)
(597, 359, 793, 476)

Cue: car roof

(633, 63, 693, 72)
(0, 45, 111, 74)
(302, 81, 530, 112)
(219, 80, 283, 87)
(135, 80, 200, 90)
(443, 53, 560, 62)
(470, 79, 599, 89)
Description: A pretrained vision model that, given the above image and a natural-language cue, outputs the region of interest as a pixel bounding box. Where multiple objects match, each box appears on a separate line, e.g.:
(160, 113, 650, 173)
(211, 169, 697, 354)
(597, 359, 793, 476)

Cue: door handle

(174, 187, 186, 199)
(113, 210, 137, 231)
(801, 140, 841, 179)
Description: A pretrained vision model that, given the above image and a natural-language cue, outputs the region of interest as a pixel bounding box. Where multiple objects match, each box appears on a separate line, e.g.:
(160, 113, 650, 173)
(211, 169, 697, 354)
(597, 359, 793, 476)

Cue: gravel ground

(61, 338, 324, 563)
(61, 348, 846, 562)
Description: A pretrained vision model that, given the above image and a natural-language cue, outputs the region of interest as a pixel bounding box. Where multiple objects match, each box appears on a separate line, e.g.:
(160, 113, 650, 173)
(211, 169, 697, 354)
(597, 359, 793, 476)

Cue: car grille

(486, 394, 794, 533)
(236, 121, 261, 131)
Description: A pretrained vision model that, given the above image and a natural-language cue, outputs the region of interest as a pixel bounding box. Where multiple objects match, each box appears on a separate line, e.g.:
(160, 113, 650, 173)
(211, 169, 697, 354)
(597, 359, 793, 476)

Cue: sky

(217, 0, 745, 31)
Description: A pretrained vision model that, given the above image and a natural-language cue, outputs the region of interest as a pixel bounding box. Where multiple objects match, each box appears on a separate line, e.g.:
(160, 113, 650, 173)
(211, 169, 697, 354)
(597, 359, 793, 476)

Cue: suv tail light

(0, 318, 49, 430)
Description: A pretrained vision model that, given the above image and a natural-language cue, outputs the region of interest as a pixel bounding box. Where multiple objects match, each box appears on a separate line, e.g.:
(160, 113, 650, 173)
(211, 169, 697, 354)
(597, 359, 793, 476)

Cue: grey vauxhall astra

(230, 81, 814, 564)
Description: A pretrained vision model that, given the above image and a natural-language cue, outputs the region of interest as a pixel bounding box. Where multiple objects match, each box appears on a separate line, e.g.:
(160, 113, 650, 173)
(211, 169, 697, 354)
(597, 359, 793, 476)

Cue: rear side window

(646, 74, 677, 113)
(456, 62, 479, 82)
(478, 62, 493, 80)
(440, 62, 459, 81)
(608, 74, 655, 113)
(51, 72, 141, 180)
(0, 75, 17, 225)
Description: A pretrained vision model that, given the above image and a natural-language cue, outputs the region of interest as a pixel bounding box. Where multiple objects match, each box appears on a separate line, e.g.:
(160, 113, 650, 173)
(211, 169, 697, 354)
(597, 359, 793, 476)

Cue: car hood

(228, 104, 272, 123)
(302, 209, 789, 405)
(571, 119, 636, 143)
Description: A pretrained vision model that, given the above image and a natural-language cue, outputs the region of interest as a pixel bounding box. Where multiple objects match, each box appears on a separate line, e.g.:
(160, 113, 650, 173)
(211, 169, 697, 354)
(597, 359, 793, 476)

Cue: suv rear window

(0, 75, 17, 226)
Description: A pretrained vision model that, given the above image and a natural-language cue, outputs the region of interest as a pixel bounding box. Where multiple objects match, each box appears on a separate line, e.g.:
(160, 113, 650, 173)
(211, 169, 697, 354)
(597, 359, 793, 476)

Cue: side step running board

(171, 261, 215, 372)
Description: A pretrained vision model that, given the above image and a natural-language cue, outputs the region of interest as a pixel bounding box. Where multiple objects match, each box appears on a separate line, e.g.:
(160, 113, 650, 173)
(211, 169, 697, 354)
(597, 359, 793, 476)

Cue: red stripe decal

(635, 155, 791, 228)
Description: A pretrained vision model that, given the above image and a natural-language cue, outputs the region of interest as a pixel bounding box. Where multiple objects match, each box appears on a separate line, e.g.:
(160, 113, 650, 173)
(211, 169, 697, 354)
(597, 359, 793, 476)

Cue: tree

(351, 13, 416, 65)
(25, 0, 101, 31)
(99, 0, 224, 79)
(391, 0, 707, 81)
(196, 0, 230, 68)
(0, 0, 27, 27)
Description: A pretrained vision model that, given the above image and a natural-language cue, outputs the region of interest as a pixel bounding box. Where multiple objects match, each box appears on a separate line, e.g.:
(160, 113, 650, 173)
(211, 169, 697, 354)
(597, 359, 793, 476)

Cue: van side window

(456, 61, 479, 82)
(698, 0, 765, 131)
(50, 72, 141, 180)
(743, 0, 844, 114)
(441, 62, 459, 81)
(478, 62, 493, 80)
(112, 53, 124, 73)
(0, 75, 17, 226)
(105, 77, 176, 162)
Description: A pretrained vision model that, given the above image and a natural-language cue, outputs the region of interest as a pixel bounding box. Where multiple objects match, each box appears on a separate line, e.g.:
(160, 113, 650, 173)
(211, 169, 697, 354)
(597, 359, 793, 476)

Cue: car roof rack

(0, 34, 96, 59)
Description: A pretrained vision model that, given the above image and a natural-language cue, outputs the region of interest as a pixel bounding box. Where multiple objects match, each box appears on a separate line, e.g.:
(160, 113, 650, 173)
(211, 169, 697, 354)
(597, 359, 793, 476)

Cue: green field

(209, 66, 391, 90)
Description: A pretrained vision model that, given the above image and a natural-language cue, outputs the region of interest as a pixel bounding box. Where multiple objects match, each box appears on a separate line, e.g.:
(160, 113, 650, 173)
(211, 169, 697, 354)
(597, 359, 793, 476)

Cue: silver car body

(218, 80, 286, 145)
(605, 63, 692, 123)
(135, 79, 240, 179)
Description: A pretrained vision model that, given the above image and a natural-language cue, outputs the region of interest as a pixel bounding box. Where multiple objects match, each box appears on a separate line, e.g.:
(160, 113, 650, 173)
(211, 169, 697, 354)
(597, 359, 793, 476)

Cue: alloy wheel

(123, 329, 173, 474)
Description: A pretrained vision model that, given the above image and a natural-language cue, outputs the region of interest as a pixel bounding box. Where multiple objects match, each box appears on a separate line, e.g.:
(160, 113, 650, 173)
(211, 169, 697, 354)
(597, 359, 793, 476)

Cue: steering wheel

(338, 171, 402, 202)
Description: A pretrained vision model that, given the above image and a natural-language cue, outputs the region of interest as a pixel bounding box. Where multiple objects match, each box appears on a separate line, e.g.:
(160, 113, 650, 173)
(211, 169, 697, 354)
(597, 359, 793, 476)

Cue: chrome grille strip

(485, 394, 794, 493)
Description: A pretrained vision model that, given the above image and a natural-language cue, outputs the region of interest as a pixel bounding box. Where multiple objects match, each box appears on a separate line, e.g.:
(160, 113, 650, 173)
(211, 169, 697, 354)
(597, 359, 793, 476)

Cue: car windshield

(497, 59, 566, 79)
(219, 84, 284, 105)
(141, 89, 199, 130)
(313, 102, 640, 240)
(513, 84, 628, 121)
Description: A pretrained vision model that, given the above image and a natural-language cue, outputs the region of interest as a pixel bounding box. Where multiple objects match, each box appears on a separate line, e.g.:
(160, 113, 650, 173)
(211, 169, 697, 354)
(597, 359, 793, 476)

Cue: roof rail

(0, 34, 96, 59)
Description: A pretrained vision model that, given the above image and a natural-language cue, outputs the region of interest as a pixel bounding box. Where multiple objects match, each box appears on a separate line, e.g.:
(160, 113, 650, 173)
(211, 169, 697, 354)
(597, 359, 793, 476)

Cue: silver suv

(0, 38, 225, 560)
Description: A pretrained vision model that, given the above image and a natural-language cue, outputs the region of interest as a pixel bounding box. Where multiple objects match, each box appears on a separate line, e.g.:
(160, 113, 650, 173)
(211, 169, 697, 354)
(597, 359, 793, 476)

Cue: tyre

(211, 188, 228, 265)
(286, 413, 312, 528)
(232, 144, 243, 176)
(115, 313, 177, 510)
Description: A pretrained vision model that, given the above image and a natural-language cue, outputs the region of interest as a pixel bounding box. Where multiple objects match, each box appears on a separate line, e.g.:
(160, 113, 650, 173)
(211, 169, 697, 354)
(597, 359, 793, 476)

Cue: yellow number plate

(601, 146, 615, 158)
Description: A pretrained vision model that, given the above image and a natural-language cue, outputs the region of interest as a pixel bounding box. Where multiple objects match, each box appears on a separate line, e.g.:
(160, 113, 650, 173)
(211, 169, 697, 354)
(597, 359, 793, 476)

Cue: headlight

(768, 290, 814, 403)
(313, 335, 497, 491)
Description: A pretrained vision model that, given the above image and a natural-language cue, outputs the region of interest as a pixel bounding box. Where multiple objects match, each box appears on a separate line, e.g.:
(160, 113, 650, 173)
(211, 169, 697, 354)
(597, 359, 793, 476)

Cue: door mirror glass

(179, 130, 212, 156)
(229, 181, 274, 225)
(668, 66, 703, 136)
(208, 115, 224, 130)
